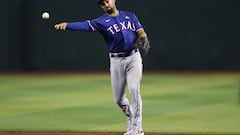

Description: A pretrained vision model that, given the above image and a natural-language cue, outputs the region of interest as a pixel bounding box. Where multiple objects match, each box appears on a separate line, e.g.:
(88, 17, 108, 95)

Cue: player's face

(99, 0, 116, 14)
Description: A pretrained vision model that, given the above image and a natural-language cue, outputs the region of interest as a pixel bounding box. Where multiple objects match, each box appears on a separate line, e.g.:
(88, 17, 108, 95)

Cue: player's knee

(116, 100, 123, 107)
(116, 100, 127, 108)
(128, 84, 139, 92)
(116, 103, 132, 117)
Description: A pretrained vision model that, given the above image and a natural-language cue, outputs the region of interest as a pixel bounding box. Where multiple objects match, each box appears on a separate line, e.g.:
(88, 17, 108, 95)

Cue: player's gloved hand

(54, 22, 68, 30)
(134, 36, 151, 57)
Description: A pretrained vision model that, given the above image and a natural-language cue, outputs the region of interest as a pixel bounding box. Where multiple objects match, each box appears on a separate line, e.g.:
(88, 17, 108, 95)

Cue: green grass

(0, 73, 240, 134)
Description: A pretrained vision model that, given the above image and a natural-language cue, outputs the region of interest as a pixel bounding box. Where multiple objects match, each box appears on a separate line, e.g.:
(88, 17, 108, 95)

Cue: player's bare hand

(54, 22, 67, 30)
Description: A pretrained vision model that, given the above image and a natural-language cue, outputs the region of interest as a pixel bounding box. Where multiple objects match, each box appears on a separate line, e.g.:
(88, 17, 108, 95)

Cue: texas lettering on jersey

(107, 20, 136, 35)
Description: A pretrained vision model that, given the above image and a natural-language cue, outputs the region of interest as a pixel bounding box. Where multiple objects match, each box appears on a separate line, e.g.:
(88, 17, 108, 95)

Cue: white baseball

(42, 12, 50, 20)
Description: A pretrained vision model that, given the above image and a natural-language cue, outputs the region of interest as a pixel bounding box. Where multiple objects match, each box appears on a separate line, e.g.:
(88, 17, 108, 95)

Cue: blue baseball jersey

(67, 11, 143, 53)
(89, 11, 143, 53)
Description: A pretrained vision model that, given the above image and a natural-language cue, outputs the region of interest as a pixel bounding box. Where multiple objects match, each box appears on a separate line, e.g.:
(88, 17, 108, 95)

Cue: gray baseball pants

(109, 50, 143, 131)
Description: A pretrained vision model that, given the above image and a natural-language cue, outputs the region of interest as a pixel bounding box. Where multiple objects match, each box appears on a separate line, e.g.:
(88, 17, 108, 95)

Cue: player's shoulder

(119, 10, 138, 19)
(120, 10, 136, 16)
(91, 14, 108, 22)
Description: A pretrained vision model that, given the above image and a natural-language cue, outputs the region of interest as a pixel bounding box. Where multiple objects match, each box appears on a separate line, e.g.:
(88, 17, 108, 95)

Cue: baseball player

(54, 0, 149, 135)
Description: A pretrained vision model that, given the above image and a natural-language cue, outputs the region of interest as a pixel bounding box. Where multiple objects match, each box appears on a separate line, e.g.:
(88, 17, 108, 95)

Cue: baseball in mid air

(42, 12, 50, 20)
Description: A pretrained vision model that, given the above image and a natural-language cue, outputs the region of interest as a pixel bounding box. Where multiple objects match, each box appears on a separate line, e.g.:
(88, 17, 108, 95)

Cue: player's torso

(97, 11, 136, 35)
(93, 11, 139, 52)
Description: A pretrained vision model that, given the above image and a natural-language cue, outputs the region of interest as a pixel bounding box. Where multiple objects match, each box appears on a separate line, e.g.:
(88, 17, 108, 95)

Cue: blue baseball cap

(97, 0, 103, 4)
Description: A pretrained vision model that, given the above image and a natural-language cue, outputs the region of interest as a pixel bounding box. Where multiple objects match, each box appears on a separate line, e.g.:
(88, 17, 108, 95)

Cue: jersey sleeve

(88, 19, 99, 32)
(132, 13, 144, 32)
(67, 21, 91, 31)
(66, 20, 99, 32)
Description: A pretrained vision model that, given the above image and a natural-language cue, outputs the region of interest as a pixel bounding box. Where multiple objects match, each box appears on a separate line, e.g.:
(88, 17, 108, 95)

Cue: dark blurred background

(1, 0, 240, 71)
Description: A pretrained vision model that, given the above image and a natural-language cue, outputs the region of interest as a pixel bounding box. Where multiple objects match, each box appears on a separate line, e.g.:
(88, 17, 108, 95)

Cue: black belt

(110, 48, 138, 58)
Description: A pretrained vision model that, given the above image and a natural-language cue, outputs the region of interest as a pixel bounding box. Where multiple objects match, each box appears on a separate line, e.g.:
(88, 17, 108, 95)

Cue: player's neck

(107, 9, 119, 17)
